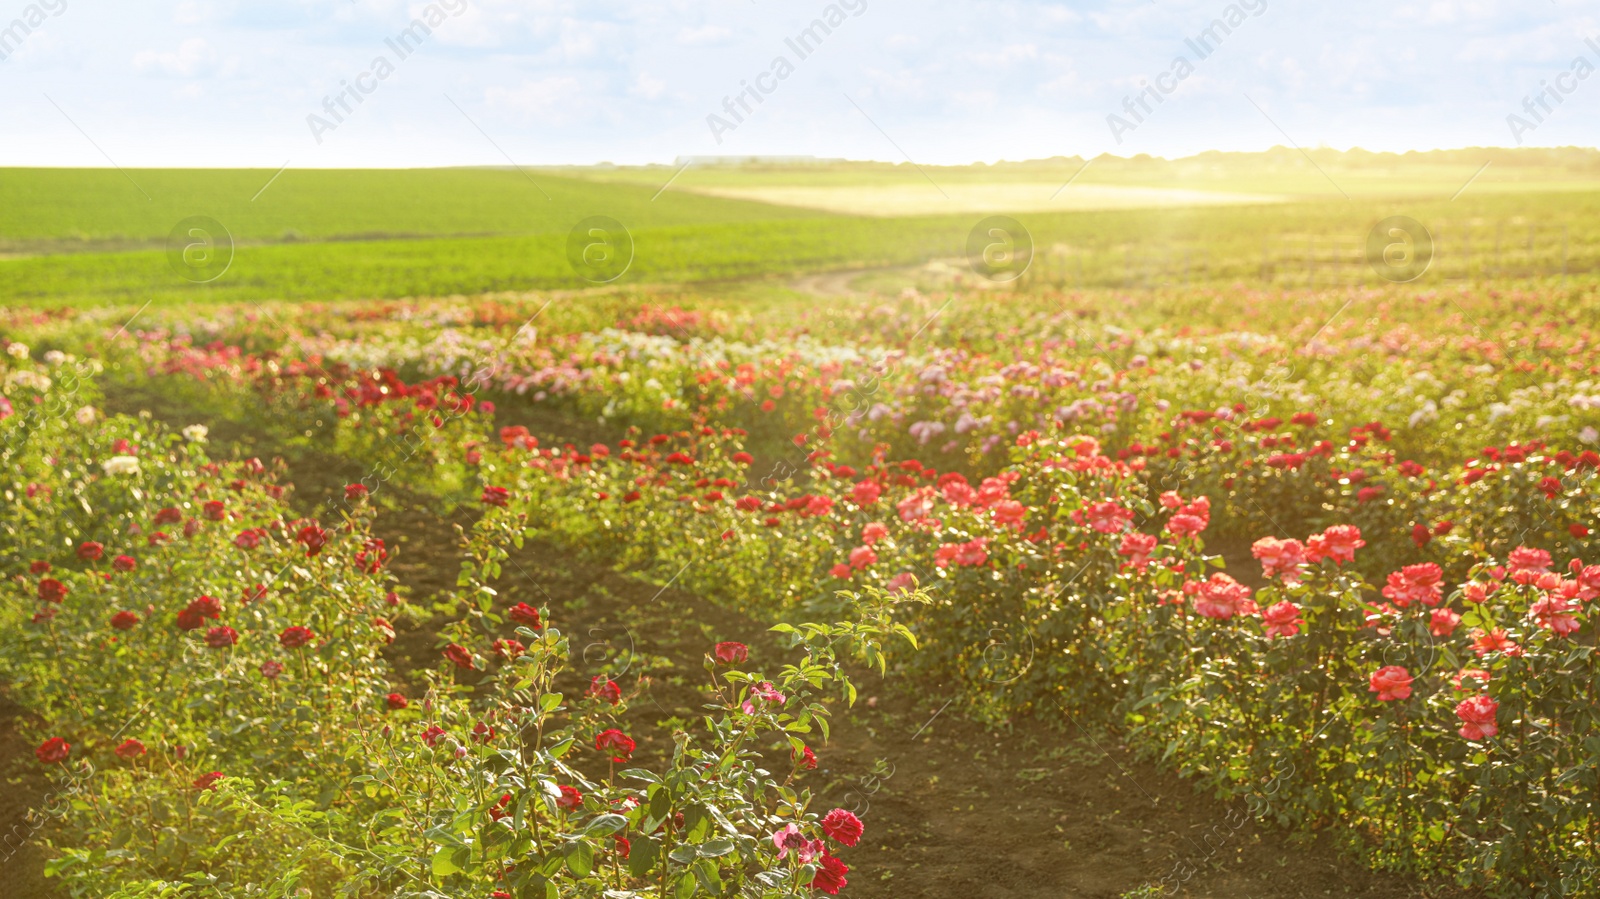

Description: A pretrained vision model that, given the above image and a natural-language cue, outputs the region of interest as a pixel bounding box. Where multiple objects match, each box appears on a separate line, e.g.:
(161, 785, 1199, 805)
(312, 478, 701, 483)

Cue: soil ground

(0, 386, 1477, 898)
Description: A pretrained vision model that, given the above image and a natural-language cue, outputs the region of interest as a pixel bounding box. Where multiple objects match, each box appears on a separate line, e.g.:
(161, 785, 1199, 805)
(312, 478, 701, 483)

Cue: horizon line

(4, 144, 1600, 172)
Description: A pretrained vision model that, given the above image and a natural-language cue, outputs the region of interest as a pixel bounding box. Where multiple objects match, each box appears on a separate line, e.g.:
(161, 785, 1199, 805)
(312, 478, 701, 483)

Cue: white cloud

(132, 38, 217, 78)
(631, 71, 666, 99)
(1038, 71, 1083, 97)
(173, 1, 208, 26)
(970, 43, 1038, 67)
(486, 76, 584, 121)
(676, 25, 732, 46)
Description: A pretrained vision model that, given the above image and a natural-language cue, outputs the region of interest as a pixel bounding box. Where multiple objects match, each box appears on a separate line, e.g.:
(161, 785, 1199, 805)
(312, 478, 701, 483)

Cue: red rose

(1410, 523, 1431, 548)
(76, 541, 104, 561)
(500, 425, 535, 449)
(110, 611, 140, 630)
(1368, 666, 1413, 702)
(260, 660, 284, 679)
(205, 626, 238, 648)
(714, 641, 749, 665)
(154, 507, 183, 525)
(421, 725, 448, 747)
(385, 692, 409, 710)
(481, 486, 510, 507)
(202, 500, 226, 521)
(587, 676, 621, 705)
(178, 595, 222, 630)
(508, 602, 543, 628)
(112, 554, 137, 572)
(493, 638, 526, 660)
(355, 537, 387, 573)
(37, 578, 69, 603)
(613, 836, 631, 859)
(487, 793, 513, 821)
(793, 744, 818, 769)
(29, 560, 50, 574)
(279, 626, 315, 649)
(556, 785, 583, 811)
(443, 643, 475, 670)
(1456, 695, 1499, 740)
(595, 728, 635, 763)
(193, 771, 224, 791)
(35, 737, 70, 765)
(471, 721, 498, 743)
(114, 738, 146, 759)
(821, 808, 864, 846)
(296, 524, 329, 557)
(344, 483, 369, 501)
(811, 852, 849, 895)
(234, 530, 262, 550)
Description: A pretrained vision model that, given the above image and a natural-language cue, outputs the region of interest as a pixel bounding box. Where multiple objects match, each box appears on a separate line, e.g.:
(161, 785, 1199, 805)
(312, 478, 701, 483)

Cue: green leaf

(649, 785, 672, 820)
(514, 874, 549, 899)
(628, 835, 662, 878)
(565, 841, 594, 877)
(698, 838, 735, 858)
(668, 844, 700, 865)
(431, 845, 463, 877)
(583, 813, 628, 836)
(538, 852, 567, 877)
(695, 857, 725, 891)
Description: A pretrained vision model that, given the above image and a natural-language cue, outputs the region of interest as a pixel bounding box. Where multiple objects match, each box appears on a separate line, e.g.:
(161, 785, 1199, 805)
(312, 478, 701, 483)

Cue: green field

(6, 147, 1600, 309)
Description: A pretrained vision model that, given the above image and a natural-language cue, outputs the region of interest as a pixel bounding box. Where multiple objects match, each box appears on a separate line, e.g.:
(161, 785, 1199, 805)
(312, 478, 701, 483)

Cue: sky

(2, 0, 1599, 168)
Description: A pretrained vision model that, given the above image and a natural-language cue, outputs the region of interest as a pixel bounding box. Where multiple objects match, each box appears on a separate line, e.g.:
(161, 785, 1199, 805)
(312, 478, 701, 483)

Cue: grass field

(5, 147, 1600, 309)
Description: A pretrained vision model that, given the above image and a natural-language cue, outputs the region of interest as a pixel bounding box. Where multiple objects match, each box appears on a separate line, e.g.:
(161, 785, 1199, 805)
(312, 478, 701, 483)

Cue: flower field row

(5, 283, 1600, 896)
(0, 343, 907, 897)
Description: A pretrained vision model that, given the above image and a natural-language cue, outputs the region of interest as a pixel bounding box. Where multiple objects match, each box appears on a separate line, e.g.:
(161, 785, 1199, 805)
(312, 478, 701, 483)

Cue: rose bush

(10, 287, 1600, 895)
(1, 351, 922, 897)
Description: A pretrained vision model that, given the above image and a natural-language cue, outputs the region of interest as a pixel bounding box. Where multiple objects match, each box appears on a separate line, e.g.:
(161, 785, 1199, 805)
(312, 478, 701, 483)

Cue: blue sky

(2, 0, 1598, 167)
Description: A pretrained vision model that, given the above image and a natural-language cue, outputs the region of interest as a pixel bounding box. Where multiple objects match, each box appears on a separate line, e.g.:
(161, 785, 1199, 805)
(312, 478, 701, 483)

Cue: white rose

(6, 370, 50, 391)
(183, 424, 209, 443)
(75, 405, 98, 425)
(101, 456, 141, 476)
(6, 342, 28, 359)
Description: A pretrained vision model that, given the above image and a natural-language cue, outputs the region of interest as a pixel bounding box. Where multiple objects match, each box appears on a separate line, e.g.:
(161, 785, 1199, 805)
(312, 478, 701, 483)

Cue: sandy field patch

(686, 181, 1289, 216)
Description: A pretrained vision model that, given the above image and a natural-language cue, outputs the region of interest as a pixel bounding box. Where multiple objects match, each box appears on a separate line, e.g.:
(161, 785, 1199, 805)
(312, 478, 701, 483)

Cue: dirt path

(0, 695, 55, 899)
(4, 387, 1466, 899)
(789, 265, 916, 298)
